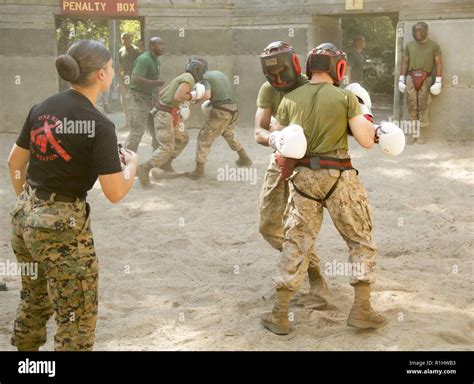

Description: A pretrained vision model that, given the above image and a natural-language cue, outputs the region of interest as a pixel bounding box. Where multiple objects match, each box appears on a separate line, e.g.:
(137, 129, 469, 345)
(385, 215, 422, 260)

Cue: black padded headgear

(185, 58, 208, 82)
(305, 43, 347, 86)
(260, 41, 302, 92)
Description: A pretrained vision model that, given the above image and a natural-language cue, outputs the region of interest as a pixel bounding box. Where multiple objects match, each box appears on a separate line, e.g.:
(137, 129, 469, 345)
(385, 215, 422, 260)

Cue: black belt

(27, 185, 84, 203)
(212, 104, 239, 123)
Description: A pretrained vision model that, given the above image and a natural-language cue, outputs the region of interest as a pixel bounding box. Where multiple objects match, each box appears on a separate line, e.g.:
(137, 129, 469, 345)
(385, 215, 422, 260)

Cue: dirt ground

(0, 112, 473, 351)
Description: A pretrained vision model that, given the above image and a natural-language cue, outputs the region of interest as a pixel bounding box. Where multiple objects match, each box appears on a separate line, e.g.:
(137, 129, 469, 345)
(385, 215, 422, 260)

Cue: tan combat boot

(261, 288, 292, 335)
(185, 162, 205, 180)
(347, 282, 387, 329)
(416, 127, 427, 144)
(137, 162, 153, 189)
(406, 134, 416, 145)
(236, 149, 253, 167)
(159, 157, 175, 172)
(307, 265, 330, 309)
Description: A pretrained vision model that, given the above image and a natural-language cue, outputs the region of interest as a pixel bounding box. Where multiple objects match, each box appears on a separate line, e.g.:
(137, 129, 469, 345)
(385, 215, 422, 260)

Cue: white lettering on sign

(265, 58, 278, 66)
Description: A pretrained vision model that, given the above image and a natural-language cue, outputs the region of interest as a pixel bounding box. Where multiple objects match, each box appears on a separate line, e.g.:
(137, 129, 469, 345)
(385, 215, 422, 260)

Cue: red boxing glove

(364, 114, 374, 123)
(275, 155, 296, 180)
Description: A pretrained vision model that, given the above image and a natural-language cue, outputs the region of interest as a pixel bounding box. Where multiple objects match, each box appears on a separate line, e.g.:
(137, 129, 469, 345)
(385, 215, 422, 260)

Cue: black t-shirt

(16, 89, 122, 198)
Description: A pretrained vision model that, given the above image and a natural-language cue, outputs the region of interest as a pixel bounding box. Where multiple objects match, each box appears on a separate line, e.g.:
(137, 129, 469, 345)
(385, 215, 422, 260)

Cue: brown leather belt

(275, 154, 356, 204)
(295, 156, 354, 171)
(156, 102, 174, 114)
(154, 102, 180, 127)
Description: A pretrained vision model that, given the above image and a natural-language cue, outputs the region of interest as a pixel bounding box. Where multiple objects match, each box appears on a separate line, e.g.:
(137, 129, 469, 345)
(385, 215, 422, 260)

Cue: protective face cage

(306, 44, 347, 86)
(260, 41, 302, 92)
(185, 58, 208, 82)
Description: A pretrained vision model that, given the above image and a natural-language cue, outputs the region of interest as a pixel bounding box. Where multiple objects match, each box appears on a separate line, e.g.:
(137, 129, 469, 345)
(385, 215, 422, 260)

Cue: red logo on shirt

(30, 117, 72, 162)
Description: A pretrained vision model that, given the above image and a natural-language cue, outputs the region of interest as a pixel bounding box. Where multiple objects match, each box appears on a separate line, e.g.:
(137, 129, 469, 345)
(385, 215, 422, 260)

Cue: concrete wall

(0, 2, 59, 134)
(1, 0, 473, 141)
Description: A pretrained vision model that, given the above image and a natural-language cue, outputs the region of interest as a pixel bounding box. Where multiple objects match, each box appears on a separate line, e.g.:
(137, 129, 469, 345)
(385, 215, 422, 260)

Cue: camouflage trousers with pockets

(406, 75, 432, 137)
(273, 163, 377, 291)
(126, 90, 154, 153)
(149, 110, 189, 168)
(10, 188, 98, 351)
(195, 103, 243, 163)
(258, 153, 322, 279)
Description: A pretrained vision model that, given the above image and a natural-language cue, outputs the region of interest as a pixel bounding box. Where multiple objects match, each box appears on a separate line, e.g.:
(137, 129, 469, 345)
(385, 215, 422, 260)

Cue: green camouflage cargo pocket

(23, 202, 98, 280)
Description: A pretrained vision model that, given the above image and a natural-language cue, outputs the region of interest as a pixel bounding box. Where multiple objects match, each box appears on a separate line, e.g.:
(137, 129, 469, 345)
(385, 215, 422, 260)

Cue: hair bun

(55, 54, 80, 82)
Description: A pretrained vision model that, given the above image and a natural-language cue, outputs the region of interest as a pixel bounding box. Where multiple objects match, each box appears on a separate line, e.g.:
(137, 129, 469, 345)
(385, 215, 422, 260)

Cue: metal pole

(393, 20, 404, 123)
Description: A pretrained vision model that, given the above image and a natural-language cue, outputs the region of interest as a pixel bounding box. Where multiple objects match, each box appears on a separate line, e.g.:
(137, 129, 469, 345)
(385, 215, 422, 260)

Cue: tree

(55, 17, 109, 90)
(342, 15, 397, 93)
(120, 20, 141, 45)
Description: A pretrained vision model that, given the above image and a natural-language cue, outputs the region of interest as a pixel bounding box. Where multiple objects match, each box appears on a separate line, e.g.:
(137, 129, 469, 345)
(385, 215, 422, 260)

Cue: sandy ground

(0, 111, 473, 351)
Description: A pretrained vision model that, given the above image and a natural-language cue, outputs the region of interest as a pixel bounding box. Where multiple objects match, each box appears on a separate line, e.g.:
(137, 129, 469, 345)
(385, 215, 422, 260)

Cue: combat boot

(261, 288, 292, 335)
(137, 162, 153, 189)
(159, 157, 175, 172)
(236, 149, 253, 167)
(307, 265, 330, 308)
(406, 134, 416, 145)
(347, 282, 387, 329)
(416, 127, 428, 144)
(185, 162, 205, 180)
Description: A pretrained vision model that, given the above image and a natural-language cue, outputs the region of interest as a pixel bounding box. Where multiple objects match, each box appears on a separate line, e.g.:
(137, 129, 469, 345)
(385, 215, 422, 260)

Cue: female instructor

(7, 40, 137, 351)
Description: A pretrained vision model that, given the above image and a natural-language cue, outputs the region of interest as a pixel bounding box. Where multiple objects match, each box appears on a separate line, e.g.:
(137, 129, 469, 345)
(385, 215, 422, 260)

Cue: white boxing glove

(430, 77, 442, 95)
(268, 124, 307, 159)
(201, 100, 212, 119)
(375, 122, 406, 156)
(398, 75, 406, 93)
(179, 103, 191, 121)
(188, 83, 206, 102)
(345, 83, 373, 120)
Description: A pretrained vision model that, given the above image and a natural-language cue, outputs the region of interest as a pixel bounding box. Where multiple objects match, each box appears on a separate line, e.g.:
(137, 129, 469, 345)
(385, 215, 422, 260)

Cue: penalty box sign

(62, 0, 137, 16)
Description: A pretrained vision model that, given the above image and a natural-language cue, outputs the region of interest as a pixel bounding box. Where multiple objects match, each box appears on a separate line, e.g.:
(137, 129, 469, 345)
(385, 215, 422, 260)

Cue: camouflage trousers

(406, 75, 432, 133)
(10, 188, 98, 351)
(273, 165, 377, 291)
(126, 90, 153, 153)
(258, 153, 322, 276)
(118, 79, 130, 128)
(148, 110, 189, 168)
(195, 103, 243, 163)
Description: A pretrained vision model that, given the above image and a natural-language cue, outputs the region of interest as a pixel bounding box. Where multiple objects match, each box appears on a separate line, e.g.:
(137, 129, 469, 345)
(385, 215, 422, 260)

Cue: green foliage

(120, 20, 141, 45)
(55, 18, 109, 53)
(342, 16, 397, 94)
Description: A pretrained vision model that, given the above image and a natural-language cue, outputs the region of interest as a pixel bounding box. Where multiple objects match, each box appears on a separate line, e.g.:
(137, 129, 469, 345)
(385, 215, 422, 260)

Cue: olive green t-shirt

(130, 51, 161, 94)
(202, 71, 235, 105)
(256, 75, 308, 116)
(405, 39, 441, 72)
(276, 83, 361, 155)
(159, 73, 195, 108)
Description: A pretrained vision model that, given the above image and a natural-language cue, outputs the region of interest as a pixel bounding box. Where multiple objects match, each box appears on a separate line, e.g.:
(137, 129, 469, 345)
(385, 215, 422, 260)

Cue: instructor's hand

(120, 147, 138, 165)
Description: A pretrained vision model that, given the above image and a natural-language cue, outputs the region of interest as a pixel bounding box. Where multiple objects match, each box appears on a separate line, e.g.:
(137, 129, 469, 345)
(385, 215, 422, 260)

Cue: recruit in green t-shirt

(405, 39, 441, 72)
(276, 82, 361, 155)
(201, 71, 236, 105)
(159, 73, 195, 108)
(256, 75, 308, 116)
